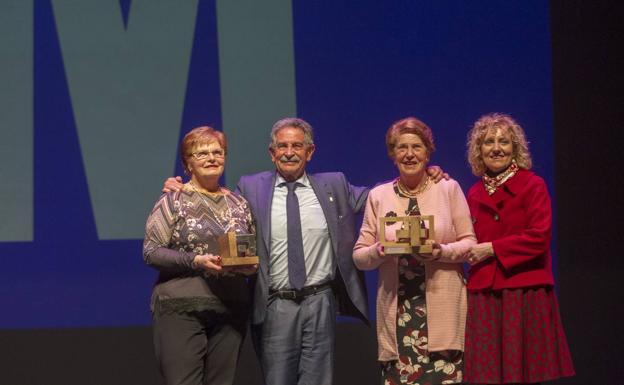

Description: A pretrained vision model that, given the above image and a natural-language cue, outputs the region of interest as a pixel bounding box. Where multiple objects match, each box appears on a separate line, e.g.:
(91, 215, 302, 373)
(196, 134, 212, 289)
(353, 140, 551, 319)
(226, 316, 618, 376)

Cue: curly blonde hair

(466, 113, 532, 176)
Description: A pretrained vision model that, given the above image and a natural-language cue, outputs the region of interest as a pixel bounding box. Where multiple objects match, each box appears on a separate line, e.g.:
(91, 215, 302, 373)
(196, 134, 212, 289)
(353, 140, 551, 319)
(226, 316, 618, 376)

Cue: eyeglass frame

(190, 149, 225, 160)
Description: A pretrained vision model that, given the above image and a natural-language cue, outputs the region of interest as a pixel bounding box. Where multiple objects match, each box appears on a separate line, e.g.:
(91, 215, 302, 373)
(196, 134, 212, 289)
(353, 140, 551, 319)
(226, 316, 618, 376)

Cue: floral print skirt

(464, 286, 575, 384)
(382, 256, 463, 385)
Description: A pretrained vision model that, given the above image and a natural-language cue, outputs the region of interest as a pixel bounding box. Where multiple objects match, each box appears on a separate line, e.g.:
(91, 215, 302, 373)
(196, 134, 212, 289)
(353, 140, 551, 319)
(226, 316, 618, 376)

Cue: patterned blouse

(143, 185, 254, 315)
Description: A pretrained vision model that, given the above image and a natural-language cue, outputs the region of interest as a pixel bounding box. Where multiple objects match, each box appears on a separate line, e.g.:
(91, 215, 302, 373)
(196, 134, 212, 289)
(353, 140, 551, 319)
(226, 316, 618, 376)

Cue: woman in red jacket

(462, 113, 575, 384)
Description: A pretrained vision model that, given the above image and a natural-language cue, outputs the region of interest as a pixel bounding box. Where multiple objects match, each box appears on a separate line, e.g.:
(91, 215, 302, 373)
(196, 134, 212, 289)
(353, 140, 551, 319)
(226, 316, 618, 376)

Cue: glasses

(191, 150, 225, 160)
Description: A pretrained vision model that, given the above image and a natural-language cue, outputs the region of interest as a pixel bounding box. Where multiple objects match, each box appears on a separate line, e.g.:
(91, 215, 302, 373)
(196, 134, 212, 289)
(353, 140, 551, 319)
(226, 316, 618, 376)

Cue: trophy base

(414, 245, 433, 254)
(221, 256, 259, 266)
(384, 245, 433, 255)
(385, 246, 412, 254)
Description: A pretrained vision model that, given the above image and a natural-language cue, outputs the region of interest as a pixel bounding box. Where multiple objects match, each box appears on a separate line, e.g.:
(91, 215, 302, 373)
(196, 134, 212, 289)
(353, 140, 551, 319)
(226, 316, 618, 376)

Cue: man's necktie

(286, 182, 306, 289)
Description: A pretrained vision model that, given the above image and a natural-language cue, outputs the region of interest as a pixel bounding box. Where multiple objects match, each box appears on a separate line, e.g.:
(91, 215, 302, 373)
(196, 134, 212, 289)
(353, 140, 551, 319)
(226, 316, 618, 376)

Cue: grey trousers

(255, 289, 336, 385)
(153, 310, 245, 385)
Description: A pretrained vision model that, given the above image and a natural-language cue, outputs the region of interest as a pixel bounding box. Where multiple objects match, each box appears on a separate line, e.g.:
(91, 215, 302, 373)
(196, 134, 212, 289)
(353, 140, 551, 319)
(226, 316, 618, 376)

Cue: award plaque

(218, 232, 259, 266)
(379, 215, 435, 254)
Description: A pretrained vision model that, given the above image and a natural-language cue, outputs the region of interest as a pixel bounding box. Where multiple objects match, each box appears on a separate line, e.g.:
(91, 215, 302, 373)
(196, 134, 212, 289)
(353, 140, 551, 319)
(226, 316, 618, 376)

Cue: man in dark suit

(237, 118, 369, 385)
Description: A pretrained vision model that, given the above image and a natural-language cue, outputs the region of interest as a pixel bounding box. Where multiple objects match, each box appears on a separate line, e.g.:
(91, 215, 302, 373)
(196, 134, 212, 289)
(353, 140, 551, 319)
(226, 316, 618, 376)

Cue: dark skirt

(464, 286, 575, 384)
(382, 256, 463, 385)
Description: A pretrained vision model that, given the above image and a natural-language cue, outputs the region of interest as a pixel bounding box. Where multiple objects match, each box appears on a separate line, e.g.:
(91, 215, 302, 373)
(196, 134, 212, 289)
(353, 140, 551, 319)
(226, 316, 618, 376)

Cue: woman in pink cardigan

(353, 117, 476, 385)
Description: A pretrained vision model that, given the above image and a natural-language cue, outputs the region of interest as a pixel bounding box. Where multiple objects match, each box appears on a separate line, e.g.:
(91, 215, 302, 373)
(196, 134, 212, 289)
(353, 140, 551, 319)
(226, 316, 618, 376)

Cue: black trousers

(153, 310, 245, 385)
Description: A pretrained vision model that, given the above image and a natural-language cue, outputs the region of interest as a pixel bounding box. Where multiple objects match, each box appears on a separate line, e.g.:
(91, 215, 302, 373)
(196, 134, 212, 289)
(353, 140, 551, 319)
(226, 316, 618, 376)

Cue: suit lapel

(308, 174, 339, 257)
(255, 171, 276, 252)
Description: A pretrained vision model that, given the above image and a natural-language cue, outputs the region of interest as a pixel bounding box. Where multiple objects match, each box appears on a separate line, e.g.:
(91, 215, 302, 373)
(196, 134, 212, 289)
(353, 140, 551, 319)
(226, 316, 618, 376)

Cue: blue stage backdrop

(0, 0, 553, 328)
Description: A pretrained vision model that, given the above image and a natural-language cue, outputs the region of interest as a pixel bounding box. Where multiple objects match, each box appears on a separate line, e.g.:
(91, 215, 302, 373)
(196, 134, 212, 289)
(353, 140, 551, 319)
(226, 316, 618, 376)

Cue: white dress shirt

(269, 173, 334, 289)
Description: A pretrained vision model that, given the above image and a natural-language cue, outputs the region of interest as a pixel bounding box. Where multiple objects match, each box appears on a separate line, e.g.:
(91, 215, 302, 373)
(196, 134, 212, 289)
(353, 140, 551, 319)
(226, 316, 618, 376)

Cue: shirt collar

(275, 172, 310, 188)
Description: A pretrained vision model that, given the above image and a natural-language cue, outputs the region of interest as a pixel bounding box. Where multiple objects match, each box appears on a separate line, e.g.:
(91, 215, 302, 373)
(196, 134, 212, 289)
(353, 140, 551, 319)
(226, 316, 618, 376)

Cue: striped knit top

(143, 187, 254, 315)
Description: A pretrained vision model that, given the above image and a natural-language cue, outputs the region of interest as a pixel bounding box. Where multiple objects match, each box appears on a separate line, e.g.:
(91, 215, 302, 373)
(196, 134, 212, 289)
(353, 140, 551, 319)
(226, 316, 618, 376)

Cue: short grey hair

(269, 117, 315, 148)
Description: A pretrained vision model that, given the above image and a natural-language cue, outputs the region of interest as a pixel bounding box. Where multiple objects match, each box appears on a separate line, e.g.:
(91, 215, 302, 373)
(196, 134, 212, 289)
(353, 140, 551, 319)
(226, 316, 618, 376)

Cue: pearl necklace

(188, 181, 235, 232)
(396, 176, 430, 198)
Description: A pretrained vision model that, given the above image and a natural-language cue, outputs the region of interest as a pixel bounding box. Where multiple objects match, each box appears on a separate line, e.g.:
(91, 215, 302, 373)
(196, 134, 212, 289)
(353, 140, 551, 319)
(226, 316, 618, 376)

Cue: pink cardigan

(353, 179, 476, 361)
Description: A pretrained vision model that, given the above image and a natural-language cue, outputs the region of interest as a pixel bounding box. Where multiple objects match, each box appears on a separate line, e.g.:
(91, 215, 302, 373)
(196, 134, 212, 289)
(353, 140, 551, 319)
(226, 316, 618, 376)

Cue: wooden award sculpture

(379, 215, 435, 254)
(218, 232, 259, 266)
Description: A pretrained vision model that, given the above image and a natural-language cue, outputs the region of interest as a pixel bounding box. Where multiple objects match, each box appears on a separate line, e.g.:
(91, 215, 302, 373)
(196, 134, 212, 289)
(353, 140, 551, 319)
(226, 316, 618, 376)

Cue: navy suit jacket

(237, 170, 370, 325)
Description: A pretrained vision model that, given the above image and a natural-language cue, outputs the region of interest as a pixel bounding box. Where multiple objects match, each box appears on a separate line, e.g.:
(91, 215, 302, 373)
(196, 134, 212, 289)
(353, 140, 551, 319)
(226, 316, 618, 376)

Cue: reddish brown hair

(385, 117, 435, 159)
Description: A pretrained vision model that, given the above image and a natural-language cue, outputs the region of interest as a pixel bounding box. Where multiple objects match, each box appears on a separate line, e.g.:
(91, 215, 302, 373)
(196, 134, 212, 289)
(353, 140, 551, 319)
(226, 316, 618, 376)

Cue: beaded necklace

(396, 176, 430, 198)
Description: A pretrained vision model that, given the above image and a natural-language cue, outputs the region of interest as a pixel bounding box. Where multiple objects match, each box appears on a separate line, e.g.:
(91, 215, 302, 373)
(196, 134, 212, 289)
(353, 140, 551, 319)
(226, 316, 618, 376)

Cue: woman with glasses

(143, 126, 256, 385)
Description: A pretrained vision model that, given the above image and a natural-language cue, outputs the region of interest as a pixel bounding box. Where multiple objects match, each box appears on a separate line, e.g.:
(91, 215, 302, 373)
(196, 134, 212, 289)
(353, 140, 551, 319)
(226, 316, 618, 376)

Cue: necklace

(186, 180, 223, 195)
(188, 181, 234, 232)
(396, 176, 430, 198)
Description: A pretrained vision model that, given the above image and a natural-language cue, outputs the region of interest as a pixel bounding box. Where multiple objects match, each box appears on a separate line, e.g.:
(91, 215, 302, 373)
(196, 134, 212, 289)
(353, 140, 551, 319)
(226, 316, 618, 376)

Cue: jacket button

(493, 214, 500, 221)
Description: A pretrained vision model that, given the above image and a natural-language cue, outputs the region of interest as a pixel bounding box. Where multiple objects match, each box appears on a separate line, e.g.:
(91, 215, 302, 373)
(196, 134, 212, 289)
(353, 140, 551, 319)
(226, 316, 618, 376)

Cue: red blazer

(466, 169, 554, 291)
